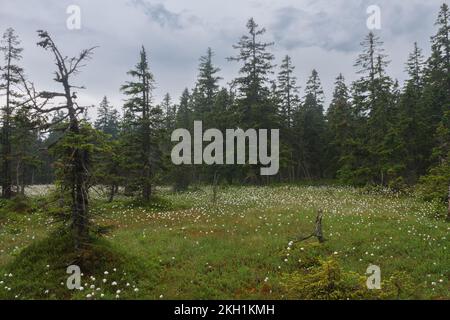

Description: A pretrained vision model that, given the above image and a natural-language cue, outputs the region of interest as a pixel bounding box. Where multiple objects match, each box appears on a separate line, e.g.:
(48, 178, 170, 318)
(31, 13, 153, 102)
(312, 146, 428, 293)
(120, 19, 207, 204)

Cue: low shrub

(282, 258, 415, 300)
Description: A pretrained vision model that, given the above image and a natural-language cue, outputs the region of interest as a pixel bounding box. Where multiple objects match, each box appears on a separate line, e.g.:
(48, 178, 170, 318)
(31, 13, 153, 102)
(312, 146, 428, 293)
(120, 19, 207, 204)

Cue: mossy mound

(0, 229, 158, 299)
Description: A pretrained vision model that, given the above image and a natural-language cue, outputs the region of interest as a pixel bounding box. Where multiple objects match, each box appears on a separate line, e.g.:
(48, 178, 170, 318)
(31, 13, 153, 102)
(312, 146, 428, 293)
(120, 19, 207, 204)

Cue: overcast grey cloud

(271, 0, 439, 52)
(0, 0, 448, 118)
(130, 0, 203, 29)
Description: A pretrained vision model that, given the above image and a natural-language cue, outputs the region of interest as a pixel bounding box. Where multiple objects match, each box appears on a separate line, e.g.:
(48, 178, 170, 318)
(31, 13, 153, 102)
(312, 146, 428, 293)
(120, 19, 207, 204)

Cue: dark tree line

(0, 2, 449, 247)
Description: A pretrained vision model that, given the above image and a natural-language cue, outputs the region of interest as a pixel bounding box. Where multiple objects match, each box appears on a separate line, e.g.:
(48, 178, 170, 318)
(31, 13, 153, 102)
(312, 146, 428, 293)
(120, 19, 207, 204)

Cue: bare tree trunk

(22, 163, 26, 194)
(20, 162, 25, 195)
(108, 183, 116, 203)
(141, 70, 152, 201)
(314, 209, 325, 243)
(71, 135, 90, 247)
(295, 209, 325, 243)
(15, 160, 21, 194)
(142, 164, 151, 201)
(20, 178, 25, 196)
(142, 123, 151, 202)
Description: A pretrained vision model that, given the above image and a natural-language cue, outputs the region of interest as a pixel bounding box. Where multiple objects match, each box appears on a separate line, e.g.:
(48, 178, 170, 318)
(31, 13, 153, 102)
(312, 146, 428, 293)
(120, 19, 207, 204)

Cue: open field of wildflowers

(0, 185, 448, 299)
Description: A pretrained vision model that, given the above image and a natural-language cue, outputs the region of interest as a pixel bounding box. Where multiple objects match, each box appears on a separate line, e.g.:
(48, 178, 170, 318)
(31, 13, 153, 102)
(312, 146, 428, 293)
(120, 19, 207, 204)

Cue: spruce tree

(277, 55, 300, 128)
(0, 28, 23, 198)
(326, 74, 353, 178)
(293, 69, 326, 179)
(161, 93, 176, 132)
(176, 88, 192, 129)
(94, 96, 120, 138)
(121, 46, 158, 200)
(349, 32, 394, 185)
(419, 4, 450, 209)
(171, 88, 193, 191)
(394, 43, 426, 183)
(195, 48, 221, 123)
(228, 18, 276, 129)
(421, 3, 450, 163)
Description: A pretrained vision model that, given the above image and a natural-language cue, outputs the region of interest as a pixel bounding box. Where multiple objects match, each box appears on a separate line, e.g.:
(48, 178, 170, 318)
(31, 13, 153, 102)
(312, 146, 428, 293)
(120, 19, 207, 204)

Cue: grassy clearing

(0, 185, 448, 299)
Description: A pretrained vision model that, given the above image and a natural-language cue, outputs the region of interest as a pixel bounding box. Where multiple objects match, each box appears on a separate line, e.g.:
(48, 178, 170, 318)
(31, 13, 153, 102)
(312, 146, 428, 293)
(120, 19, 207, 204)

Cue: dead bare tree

(295, 209, 325, 243)
(20, 30, 96, 248)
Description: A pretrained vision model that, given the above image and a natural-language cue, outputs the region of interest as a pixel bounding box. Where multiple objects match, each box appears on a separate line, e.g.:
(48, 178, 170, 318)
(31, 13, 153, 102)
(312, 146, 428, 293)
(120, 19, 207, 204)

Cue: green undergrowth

(0, 185, 448, 299)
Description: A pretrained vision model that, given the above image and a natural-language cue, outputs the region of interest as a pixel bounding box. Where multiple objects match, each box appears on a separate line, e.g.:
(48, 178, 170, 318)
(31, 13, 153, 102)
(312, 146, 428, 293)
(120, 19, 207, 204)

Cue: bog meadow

(0, 1, 449, 300)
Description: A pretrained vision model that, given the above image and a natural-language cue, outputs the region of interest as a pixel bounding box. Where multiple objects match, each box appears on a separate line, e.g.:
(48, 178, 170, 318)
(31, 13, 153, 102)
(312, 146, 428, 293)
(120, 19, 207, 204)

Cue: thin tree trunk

(67, 93, 89, 247)
(108, 183, 116, 203)
(20, 165, 25, 195)
(141, 71, 152, 201)
(71, 141, 89, 246)
(16, 160, 20, 194)
(1, 39, 12, 199)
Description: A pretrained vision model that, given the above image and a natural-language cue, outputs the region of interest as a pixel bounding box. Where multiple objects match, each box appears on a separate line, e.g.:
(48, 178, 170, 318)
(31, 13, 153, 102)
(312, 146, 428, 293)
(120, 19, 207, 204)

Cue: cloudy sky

(0, 0, 448, 118)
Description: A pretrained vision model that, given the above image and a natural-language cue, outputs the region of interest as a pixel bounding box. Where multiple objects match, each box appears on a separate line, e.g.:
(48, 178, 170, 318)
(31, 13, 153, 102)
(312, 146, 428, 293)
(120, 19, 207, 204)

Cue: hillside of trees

(0, 4, 449, 246)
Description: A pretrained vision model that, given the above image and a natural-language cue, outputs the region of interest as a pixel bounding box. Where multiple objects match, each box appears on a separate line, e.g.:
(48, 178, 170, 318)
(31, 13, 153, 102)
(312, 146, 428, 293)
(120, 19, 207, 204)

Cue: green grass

(0, 185, 448, 299)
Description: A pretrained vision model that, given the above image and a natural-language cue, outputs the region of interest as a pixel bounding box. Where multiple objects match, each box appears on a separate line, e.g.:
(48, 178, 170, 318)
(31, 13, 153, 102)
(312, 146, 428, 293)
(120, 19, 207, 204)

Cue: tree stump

(296, 209, 325, 243)
(314, 209, 325, 243)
